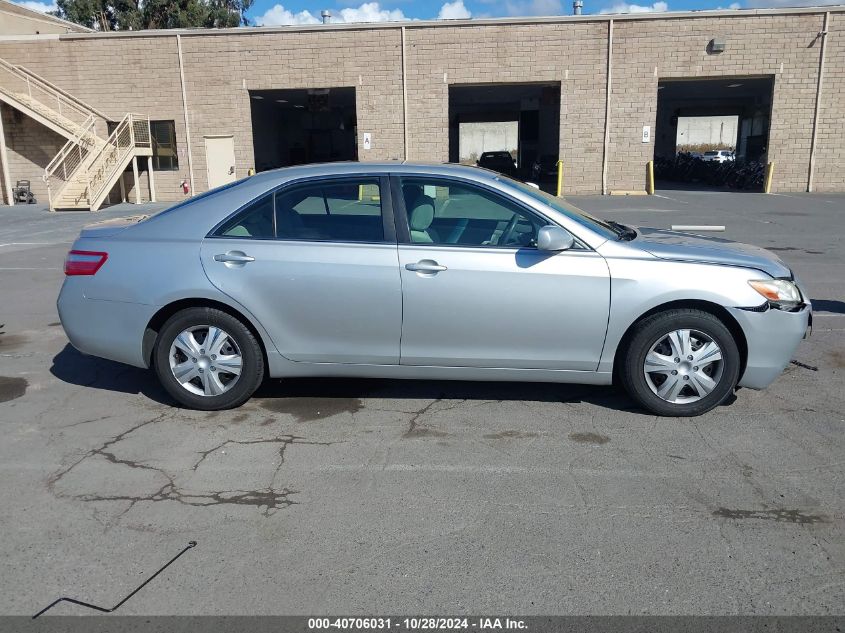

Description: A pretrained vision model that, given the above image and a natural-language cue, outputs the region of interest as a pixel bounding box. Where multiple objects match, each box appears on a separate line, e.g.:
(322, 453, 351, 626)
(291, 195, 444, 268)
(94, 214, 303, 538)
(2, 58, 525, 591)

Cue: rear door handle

(405, 260, 447, 273)
(214, 251, 255, 264)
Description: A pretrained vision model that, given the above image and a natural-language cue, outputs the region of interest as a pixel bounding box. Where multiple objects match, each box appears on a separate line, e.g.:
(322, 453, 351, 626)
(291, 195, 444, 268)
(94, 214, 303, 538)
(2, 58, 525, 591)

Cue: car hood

(632, 226, 792, 278)
(79, 215, 149, 239)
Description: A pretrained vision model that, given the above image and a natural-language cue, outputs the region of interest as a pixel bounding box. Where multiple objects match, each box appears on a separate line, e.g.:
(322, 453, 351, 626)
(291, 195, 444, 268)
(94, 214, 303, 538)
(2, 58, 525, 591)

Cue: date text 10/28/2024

(308, 618, 528, 630)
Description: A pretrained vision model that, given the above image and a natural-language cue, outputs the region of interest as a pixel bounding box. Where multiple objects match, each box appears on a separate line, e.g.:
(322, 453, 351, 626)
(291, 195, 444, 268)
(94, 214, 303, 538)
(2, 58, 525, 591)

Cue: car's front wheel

(620, 309, 741, 417)
(154, 307, 264, 410)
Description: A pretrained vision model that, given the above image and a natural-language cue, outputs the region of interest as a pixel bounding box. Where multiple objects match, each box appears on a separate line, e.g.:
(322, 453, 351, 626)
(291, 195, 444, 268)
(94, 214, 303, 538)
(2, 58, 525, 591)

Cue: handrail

(0, 56, 94, 129)
(15, 64, 112, 123)
(87, 113, 151, 206)
(44, 115, 97, 179)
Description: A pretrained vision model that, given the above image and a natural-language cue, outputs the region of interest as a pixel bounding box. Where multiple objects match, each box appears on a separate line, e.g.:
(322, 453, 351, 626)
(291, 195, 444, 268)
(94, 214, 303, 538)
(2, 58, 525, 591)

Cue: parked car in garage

(58, 162, 811, 417)
(701, 149, 735, 163)
(477, 151, 517, 177)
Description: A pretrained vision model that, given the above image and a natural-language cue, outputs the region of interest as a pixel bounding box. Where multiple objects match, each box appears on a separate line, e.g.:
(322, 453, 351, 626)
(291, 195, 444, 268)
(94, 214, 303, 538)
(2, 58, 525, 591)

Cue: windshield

(503, 177, 621, 241)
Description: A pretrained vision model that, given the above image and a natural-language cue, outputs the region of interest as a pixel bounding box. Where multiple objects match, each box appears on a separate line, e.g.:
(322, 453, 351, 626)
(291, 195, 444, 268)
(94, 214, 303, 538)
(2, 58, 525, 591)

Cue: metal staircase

(0, 57, 151, 211)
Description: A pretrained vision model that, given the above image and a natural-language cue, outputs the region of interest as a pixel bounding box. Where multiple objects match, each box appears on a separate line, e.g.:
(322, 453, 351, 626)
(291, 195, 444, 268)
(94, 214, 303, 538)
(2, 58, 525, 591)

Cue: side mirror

(536, 225, 575, 251)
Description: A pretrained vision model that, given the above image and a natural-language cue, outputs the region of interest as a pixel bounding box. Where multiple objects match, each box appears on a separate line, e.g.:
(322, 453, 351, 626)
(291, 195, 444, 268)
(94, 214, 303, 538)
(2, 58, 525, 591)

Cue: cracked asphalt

(0, 193, 843, 615)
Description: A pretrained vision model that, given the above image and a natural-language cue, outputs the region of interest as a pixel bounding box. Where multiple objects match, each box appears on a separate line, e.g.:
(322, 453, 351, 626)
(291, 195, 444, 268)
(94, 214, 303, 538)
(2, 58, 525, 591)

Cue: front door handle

(214, 251, 255, 264)
(405, 260, 447, 273)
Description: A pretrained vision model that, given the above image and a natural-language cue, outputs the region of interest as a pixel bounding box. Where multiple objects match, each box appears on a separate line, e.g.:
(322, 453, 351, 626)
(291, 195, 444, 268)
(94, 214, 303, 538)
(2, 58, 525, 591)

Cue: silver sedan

(58, 162, 811, 416)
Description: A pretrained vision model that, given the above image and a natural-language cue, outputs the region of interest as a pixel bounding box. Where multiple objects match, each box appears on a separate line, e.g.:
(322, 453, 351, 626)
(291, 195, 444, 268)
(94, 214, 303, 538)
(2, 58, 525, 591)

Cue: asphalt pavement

(0, 192, 842, 616)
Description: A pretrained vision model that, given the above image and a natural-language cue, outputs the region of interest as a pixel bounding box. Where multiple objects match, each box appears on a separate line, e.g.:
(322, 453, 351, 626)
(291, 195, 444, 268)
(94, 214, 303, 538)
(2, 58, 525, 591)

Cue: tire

(154, 307, 264, 410)
(620, 309, 740, 417)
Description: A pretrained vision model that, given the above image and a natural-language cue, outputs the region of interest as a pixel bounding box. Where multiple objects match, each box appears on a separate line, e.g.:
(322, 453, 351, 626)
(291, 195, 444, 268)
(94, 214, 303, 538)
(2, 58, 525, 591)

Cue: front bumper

(729, 302, 811, 390)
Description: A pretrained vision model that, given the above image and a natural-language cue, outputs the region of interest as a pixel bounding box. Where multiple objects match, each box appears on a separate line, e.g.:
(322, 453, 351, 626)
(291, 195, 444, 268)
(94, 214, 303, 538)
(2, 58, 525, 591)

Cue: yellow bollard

(556, 160, 564, 197)
(646, 160, 655, 195)
(764, 162, 775, 194)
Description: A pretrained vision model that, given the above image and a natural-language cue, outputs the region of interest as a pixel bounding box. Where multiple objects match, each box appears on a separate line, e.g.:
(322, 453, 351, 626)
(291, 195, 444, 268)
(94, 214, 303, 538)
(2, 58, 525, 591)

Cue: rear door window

(276, 179, 385, 242)
(211, 178, 387, 243)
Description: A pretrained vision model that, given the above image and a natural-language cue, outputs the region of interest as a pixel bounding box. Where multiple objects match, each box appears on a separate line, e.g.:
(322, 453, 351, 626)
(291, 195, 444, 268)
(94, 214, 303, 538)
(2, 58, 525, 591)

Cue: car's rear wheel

(620, 309, 740, 417)
(154, 307, 264, 410)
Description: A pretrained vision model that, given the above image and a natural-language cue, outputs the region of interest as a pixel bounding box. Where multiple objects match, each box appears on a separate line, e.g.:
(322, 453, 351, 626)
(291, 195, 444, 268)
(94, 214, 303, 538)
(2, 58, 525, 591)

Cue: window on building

(150, 120, 179, 171)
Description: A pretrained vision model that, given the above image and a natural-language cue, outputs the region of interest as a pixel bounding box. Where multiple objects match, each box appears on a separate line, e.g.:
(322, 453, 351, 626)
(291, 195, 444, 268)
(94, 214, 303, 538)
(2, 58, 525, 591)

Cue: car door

(393, 174, 610, 371)
(200, 175, 402, 364)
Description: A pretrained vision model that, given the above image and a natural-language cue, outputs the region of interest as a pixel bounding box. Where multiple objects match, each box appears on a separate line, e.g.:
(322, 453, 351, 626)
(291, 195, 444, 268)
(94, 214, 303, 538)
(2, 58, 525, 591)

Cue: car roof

(245, 161, 503, 186)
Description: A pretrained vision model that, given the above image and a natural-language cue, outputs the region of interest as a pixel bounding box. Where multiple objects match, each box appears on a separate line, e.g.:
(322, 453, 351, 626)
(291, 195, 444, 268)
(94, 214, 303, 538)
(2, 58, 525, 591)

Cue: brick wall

(1, 103, 64, 203)
(0, 35, 187, 202)
(405, 22, 608, 194)
(813, 12, 844, 192)
(0, 10, 843, 203)
(607, 12, 834, 193)
(178, 27, 405, 192)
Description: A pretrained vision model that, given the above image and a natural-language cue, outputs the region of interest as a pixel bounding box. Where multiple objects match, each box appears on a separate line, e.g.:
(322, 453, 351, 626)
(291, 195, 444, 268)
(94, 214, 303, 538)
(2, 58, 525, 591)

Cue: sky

(12, 0, 844, 27)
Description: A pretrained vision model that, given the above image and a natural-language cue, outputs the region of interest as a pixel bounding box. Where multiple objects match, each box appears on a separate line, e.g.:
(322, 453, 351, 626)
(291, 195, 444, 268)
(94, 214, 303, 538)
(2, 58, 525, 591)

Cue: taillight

(64, 250, 108, 276)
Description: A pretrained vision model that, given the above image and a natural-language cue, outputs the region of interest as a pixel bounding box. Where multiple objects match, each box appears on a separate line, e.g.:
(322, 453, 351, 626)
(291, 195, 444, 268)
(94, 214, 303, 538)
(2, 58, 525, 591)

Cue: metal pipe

(176, 34, 196, 195)
(401, 26, 409, 161)
(321, 10, 331, 24)
(601, 19, 613, 195)
(573, 0, 583, 15)
(807, 11, 829, 193)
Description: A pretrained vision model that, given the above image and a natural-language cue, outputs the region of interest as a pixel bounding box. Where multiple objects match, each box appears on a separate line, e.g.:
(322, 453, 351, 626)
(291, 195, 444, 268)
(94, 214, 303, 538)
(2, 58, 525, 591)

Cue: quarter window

(399, 177, 544, 248)
(215, 194, 275, 239)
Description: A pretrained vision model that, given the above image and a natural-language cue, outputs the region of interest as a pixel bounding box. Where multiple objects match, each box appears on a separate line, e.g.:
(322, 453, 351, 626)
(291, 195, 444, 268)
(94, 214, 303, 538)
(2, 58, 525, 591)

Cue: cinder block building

(0, 2, 843, 209)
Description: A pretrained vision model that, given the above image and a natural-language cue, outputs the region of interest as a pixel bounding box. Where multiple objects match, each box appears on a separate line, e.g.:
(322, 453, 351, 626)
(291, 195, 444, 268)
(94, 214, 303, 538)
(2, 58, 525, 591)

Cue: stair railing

(43, 115, 98, 211)
(86, 113, 151, 209)
(0, 57, 98, 131)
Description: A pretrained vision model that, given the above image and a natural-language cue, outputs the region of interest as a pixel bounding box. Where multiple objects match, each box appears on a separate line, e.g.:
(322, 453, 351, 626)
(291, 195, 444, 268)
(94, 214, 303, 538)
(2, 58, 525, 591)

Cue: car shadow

(50, 344, 174, 405)
(811, 299, 845, 314)
(253, 376, 642, 413)
(51, 344, 643, 413)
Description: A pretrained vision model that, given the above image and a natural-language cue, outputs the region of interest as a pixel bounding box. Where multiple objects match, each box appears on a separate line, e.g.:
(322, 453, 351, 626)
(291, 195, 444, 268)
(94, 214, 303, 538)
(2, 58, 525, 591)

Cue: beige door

(204, 135, 236, 189)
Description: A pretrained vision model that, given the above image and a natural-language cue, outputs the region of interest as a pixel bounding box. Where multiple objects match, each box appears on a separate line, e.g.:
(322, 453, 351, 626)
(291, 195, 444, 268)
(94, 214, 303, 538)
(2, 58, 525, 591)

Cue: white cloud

(438, 0, 472, 19)
(11, 0, 57, 13)
(746, 0, 841, 6)
(504, 0, 564, 15)
(254, 5, 319, 25)
(337, 2, 408, 22)
(600, 0, 667, 12)
(256, 1, 476, 26)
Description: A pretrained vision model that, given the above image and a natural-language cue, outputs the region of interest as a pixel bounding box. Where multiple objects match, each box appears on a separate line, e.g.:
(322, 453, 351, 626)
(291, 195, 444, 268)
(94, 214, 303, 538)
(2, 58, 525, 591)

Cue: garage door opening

(653, 77, 774, 191)
(249, 87, 357, 173)
(449, 83, 560, 192)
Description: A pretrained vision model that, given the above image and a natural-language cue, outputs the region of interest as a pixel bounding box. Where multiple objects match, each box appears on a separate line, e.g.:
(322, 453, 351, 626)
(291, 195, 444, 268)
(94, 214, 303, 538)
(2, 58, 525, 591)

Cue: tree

(52, 0, 252, 30)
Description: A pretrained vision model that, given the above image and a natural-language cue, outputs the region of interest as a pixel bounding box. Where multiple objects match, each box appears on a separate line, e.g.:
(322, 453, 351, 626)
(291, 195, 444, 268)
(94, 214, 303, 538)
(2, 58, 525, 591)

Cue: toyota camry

(58, 162, 811, 416)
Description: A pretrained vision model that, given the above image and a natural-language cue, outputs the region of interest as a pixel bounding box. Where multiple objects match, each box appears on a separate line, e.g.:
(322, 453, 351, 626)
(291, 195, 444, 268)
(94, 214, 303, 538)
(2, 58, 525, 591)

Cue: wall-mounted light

(726, 83, 742, 88)
(708, 38, 726, 54)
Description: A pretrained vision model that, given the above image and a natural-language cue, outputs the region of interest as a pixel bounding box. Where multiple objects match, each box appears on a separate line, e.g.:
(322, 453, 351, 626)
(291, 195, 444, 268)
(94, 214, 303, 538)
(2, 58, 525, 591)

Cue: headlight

(748, 279, 803, 310)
